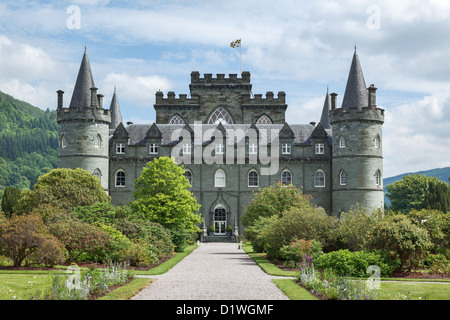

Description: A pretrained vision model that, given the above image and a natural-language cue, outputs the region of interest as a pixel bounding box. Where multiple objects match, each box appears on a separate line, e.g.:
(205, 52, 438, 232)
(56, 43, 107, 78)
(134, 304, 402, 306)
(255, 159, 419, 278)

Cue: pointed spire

(319, 88, 331, 129)
(69, 48, 95, 110)
(341, 49, 368, 111)
(109, 86, 124, 130)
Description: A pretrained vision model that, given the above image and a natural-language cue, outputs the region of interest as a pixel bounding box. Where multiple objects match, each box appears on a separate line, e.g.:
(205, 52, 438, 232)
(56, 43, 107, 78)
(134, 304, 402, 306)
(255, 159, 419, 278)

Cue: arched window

(61, 134, 66, 148)
(339, 170, 347, 186)
(314, 170, 325, 187)
(248, 170, 259, 187)
(185, 169, 192, 186)
(256, 114, 272, 124)
(339, 136, 346, 148)
(374, 135, 380, 148)
(115, 170, 126, 187)
(214, 169, 226, 188)
(93, 169, 102, 182)
(94, 134, 102, 148)
(208, 107, 234, 125)
(281, 170, 292, 186)
(169, 114, 185, 124)
(375, 170, 382, 187)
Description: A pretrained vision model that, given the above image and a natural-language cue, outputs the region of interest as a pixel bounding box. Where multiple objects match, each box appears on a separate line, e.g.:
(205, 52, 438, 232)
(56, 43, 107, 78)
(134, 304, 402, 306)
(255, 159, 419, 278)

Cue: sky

(0, 0, 449, 178)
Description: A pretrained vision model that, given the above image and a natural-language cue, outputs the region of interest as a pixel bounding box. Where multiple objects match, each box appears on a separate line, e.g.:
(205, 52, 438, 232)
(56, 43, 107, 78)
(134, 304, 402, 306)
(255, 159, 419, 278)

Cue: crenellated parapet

(57, 106, 111, 123)
(155, 91, 200, 106)
(242, 91, 286, 106)
(330, 106, 384, 124)
(189, 71, 252, 92)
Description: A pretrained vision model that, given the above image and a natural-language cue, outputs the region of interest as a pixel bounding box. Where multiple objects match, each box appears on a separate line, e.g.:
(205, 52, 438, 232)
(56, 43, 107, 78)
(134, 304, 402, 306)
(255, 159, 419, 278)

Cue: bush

(244, 215, 277, 253)
(48, 221, 112, 263)
(92, 224, 134, 263)
(29, 234, 66, 267)
(259, 206, 339, 259)
(279, 239, 323, 267)
(365, 214, 433, 272)
(138, 221, 175, 258)
(0, 214, 53, 267)
(313, 249, 399, 278)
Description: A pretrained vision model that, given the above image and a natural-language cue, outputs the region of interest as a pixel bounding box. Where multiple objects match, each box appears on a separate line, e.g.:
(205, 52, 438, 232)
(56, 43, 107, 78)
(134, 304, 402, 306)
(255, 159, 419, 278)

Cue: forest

(0, 90, 58, 193)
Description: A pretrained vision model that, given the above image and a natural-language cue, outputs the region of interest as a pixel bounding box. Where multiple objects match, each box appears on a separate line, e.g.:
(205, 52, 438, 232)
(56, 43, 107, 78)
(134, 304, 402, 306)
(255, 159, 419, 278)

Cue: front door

(214, 207, 227, 235)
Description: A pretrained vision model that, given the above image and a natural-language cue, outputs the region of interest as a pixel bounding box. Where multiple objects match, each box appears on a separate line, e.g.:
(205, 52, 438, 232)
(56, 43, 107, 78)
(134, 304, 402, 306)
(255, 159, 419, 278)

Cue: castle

(57, 48, 384, 237)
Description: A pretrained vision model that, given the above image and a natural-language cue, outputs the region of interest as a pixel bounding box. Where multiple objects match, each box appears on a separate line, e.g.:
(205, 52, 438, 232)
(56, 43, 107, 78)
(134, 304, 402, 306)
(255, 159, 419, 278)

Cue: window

(249, 143, 258, 155)
(116, 143, 125, 154)
(215, 143, 224, 155)
(208, 107, 234, 125)
(374, 135, 380, 149)
(339, 136, 346, 148)
(282, 144, 291, 154)
(185, 170, 192, 186)
(215, 169, 226, 188)
(314, 170, 325, 187)
(182, 143, 191, 155)
(115, 170, 126, 187)
(256, 114, 272, 124)
(93, 169, 102, 182)
(281, 170, 292, 186)
(315, 143, 324, 154)
(94, 134, 102, 148)
(169, 114, 185, 124)
(248, 170, 259, 187)
(375, 170, 382, 187)
(61, 134, 66, 148)
(149, 143, 159, 154)
(339, 170, 347, 186)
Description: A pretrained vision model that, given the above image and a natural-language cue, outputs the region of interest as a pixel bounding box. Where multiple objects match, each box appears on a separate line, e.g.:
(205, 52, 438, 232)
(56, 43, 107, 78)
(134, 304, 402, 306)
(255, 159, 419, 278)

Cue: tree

(423, 178, 450, 213)
(0, 214, 55, 267)
(386, 174, 448, 213)
(242, 182, 312, 228)
(1, 186, 21, 217)
(130, 157, 202, 234)
(14, 168, 110, 215)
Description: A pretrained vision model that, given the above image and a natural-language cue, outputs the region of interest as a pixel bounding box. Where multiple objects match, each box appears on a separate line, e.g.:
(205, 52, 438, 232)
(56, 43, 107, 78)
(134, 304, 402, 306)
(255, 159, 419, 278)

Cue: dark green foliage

(423, 178, 450, 213)
(1, 186, 21, 217)
(0, 91, 58, 191)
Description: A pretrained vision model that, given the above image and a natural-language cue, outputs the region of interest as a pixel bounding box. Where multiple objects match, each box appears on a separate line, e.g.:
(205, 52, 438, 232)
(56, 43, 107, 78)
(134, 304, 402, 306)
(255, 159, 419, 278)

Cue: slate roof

(109, 87, 123, 130)
(341, 49, 368, 111)
(111, 123, 332, 146)
(69, 48, 95, 110)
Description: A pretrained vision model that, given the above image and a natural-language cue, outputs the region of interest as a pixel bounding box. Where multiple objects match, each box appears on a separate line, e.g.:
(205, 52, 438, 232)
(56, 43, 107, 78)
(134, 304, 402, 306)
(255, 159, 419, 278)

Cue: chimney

(368, 84, 377, 108)
(330, 93, 338, 110)
(90, 87, 98, 108)
(97, 94, 104, 109)
(57, 90, 64, 109)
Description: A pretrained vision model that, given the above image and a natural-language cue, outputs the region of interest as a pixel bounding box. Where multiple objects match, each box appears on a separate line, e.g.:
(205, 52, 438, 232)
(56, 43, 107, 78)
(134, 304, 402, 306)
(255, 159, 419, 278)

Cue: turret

(330, 49, 385, 214)
(57, 48, 111, 192)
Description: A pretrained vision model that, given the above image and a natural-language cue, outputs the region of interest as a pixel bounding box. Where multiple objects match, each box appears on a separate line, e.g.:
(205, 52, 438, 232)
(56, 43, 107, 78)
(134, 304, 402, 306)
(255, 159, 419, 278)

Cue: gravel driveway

(131, 242, 290, 300)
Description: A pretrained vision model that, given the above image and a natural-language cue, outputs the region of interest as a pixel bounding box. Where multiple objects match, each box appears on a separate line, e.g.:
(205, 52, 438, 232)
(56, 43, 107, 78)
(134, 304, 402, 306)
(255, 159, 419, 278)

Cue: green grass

(97, 277, 154, 300)
(0, 274, 51, 300)
(272, 279, 319, 300)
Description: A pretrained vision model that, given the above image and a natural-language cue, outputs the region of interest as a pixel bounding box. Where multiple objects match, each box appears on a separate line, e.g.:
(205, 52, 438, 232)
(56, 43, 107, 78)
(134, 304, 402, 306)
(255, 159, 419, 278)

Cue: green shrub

(313, 249, 399, 278)
(279, 238, 322, 266)
(29, 234, 66, 267)
(259, 206, 339, 259)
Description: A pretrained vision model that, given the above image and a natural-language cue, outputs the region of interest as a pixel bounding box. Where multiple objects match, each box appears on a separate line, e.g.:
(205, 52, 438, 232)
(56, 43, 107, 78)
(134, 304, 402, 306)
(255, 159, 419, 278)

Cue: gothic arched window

(115, 170, 126, 187)
(169, 114, 185, 124)
(281, 170, 292, 186)
(214, 169, 226, 188)
(185, 169, 192, 186)
(256, 114, 272, 124)
(208, 107, 234, 125)
(339, 170, 347, 186)
(314, 170, 325, 187)
(93, 169, 102, 182)
(248, 170, 259, 187)
(94, 134, 102, 148)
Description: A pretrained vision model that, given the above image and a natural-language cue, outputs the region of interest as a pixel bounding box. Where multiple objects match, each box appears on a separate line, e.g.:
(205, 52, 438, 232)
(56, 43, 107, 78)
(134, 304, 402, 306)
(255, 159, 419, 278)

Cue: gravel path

(131, 242, 290, 300)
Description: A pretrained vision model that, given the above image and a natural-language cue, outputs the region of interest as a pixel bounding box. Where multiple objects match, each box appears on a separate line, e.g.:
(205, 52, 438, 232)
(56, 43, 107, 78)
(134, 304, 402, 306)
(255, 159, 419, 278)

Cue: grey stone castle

(57, 48, 384, 236)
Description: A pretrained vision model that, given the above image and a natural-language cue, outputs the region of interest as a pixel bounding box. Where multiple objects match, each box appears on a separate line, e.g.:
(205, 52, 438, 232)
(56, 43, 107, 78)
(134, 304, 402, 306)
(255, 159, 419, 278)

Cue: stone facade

(57, 48, 385, 239)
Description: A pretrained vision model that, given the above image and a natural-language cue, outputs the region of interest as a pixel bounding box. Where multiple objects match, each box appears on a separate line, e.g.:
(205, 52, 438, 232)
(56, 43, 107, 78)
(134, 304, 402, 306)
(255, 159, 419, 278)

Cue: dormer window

(315, 143, 324, 154)
(215, 143, 225, 155)
(116, 143, 125, 154)
(183, 143, 191, 155)
(149, 143, 159, 154)
(282, 144, 291, 154)
(249, 143, 258, 155)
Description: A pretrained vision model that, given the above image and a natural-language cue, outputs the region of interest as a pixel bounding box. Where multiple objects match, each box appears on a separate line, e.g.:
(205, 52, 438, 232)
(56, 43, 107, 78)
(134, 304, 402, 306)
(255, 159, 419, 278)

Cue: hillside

(0, 90, 58, 191)
(384, 167, 450, 186)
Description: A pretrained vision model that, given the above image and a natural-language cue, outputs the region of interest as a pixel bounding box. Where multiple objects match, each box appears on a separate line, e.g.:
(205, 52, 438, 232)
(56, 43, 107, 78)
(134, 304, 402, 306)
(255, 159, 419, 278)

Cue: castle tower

(330, 49, 385, 214)
(109, 86, 124, 130)
(56, 48, 111, 192)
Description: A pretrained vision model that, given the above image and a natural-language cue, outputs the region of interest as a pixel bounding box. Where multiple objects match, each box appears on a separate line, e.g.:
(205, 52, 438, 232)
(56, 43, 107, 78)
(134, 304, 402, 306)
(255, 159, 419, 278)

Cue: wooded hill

(0, 90, 58, 192)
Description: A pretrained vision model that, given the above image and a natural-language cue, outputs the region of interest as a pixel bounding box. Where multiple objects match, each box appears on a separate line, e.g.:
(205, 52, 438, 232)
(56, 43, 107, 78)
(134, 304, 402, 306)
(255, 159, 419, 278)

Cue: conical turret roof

(69, 47, 95, 110)
(110, 87, 124, 130)
(319, 89, 331, 129)
(341, 49, 368, 111)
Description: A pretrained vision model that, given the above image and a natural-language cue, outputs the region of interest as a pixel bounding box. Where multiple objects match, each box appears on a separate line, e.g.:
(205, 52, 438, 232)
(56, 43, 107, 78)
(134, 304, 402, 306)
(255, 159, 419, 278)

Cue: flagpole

(240, 43, 242, 74)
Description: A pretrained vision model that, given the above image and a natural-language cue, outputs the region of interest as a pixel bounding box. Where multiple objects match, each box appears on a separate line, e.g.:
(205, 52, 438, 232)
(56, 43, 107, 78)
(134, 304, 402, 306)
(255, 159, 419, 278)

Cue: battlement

(190, 71, 251, 84)
(242, 91, 286, 105)
(57, 106, 111, 124)
(330, 106, 384, 124)
(155, 91, 200, 106)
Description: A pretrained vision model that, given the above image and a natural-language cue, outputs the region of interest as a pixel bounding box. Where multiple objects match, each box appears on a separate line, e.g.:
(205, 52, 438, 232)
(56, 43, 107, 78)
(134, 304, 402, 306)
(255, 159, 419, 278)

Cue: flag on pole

(230, 39, 241, 48)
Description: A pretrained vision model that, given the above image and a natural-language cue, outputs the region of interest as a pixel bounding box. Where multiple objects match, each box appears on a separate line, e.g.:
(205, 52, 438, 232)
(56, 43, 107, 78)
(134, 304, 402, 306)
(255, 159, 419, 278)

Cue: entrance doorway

(214, 206, 227, 235)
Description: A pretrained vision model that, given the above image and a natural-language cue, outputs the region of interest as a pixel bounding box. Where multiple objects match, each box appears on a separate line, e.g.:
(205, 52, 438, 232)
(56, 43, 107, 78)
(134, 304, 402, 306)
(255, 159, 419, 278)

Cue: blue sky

(0, 0, 449, 178)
